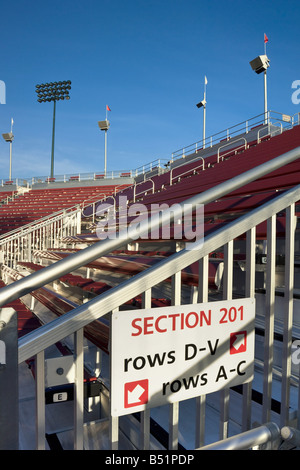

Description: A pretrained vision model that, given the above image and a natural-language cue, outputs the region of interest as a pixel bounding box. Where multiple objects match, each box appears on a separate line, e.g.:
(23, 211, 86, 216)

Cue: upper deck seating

(0, 184, 129, 236)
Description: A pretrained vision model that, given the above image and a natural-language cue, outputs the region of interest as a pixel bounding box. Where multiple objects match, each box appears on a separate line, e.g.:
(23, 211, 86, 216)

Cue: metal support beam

(281, 204, 295, 426)
(0, 308, 18, 450)
(263, 215, 276, 423)
(74, 328, 84, 450)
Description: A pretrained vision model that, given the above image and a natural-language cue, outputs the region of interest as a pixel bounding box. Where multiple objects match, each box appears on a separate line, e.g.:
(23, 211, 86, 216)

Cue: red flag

(264, 33, 268, 43)
(106, 105, 111, 111)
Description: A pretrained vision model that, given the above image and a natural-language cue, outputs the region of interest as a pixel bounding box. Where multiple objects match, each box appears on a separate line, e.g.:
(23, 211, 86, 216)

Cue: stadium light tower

(35, 80, 71, 178)
(196, 76, 207, 148)
(250, 34, 270, 124)
(2, 118, 14, 180)
(98, 105, 111, 176)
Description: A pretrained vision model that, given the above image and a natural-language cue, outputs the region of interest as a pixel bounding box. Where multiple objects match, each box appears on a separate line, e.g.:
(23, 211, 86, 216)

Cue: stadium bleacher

(1, 117, 300, 450)
(0, 184, 130, 236)
(2, 123, 298, 350)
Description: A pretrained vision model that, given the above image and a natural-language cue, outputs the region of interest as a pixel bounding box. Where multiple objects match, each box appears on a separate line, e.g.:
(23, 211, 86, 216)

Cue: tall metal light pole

(35, 80, 71, 178)
(196, 76, 207, 148)
(2, 118, 14, 181)
(98, 106, 111, 176)
(250, 34, 270, 124)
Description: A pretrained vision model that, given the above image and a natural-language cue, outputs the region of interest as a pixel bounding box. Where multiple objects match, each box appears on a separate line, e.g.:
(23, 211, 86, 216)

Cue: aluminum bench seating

(31, 250, 223, 291)
(0, 279, 102, 399)
(109, 140, 255, 206)
(135, 127, 300, 208)
(18, 261, 172, 305)
(0, 191, 15, 202)
(3, 264, 110, 353)
(0, 184, 129, 235)
(139, 156, 300, 209)
(0, 276, 102, 402)
(62, 191, 298, 246)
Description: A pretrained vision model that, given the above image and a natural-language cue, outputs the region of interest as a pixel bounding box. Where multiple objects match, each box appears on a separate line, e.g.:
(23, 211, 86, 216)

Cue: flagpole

(203, 76, 207, 149)
(104, 105, 111, 176)
(264, 34, 268, 124)
(104, 128, 107, 177)
(9, 118, 14, 180)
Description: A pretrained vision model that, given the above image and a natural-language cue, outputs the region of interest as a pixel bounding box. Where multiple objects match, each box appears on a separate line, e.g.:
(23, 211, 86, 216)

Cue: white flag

(205, 76, 208, 85)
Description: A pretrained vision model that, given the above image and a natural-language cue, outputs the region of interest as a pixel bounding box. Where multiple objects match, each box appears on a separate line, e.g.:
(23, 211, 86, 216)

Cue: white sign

(111, 298, 255, 417)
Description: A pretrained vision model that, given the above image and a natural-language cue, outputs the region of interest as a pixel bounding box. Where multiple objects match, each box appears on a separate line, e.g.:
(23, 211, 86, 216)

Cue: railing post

(219, 241, 233, 440)
(281, 204, 295, 426)
(169, 260, 181, 450)
(74, 328, 84, 450)
(242, 227, 256, 431)
(0, 308, 18, 450)
(195, 255, 209, 448)
(36, 350, 46, 450)
(110, 308, 119, 450)
(76, 208, 82, 235)
(140, 289, 151, 450)
(263, 215, 276, 423)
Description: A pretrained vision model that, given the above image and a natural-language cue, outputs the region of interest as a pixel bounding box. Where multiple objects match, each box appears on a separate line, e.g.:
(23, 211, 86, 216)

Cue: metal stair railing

(17, 177, 300, 450)
(1, 146, 300, 450)
(1, 145, 299, 309)
(198, 422, 281, 450)
(0, 189, 124, 266)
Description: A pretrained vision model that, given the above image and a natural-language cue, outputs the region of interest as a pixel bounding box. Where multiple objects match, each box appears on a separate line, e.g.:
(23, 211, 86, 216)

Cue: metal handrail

(170, 110, 292, 162)
(170, 158, 205, 185)
(17, 180, 300, 364)
(6, 145, 298, 362)
(133, 178, 155, 202)
(257, 121, 284, 144)
(217, 137, 247, 163)
(198, 422, 281, 450)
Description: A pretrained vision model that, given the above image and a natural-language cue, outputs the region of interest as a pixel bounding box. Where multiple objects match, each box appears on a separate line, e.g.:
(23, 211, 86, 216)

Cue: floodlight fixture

(250, 54, 270, 123)
(98, 117, 111, 176)
(98, 120, 110, 131)
(2, 121, 14, 180)
(249, 55, 270, 74)
(196, 76, 208, 148)
(2, 132, 14, 143)
(35, 80, 72, 178)
(196, 99, 206, 109)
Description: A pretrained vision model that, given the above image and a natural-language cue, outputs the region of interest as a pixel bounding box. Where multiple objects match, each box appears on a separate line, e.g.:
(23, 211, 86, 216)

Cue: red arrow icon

(230, 331, 247, 354)
(124, 379, 149, 409)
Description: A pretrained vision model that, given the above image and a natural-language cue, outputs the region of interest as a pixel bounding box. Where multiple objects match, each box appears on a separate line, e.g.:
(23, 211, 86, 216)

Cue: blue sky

(0, 0, 300, 179)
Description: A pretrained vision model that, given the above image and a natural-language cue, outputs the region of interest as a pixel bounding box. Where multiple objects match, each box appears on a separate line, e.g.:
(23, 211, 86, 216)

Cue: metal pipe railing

(14, 177, 300, 451)
(1, 145, 299, 315)
(217, 137, 247, 163)
(170, 110, 293, 161)
(14, 157, 300, 363)
(11, 148, 300, 450)
(198, 422, 281, 450)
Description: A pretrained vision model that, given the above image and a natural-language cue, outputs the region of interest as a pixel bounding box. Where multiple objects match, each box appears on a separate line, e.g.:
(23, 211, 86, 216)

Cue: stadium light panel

(249, 55, 270, 74)
(196, 99, 206, 109)
(2, 132, 14, 143)
(98, 120, 110, 131)
(35, 79, 72, 178)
